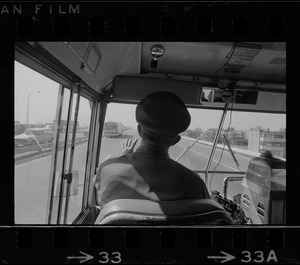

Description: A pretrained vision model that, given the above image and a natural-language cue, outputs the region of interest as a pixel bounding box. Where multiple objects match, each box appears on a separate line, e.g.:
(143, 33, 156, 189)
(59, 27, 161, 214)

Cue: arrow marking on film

(207, 251, 235, 263)
(67, 251, 94, 263)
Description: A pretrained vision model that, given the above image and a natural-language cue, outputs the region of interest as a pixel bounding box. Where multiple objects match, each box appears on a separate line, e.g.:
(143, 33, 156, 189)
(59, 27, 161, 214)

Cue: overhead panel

(38, 42, 142, 93)
(112, 76, 202, 107)
(141, 42, 286, 84)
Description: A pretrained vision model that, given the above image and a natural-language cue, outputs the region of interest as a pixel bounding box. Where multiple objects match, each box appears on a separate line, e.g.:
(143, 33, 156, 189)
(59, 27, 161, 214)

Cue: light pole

(26, 91, 40, 124)
(18, 113, 27, 123)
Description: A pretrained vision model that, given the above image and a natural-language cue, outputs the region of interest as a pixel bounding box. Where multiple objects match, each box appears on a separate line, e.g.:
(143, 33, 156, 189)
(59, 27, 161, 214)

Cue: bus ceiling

(18, 41, 286, 113)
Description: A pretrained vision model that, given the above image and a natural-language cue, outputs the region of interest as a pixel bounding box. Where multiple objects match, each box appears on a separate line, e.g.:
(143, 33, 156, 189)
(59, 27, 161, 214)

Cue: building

(202, 129, 216, 143)
(217, 129, 247, 146)
(247, 128, 286, 158)
(228, 130, 248, 146)
(182, 128, 204, 139)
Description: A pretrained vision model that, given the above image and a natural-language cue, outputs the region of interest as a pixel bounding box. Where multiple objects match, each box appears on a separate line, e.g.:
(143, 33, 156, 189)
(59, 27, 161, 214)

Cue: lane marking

(177, 143, 239, 171)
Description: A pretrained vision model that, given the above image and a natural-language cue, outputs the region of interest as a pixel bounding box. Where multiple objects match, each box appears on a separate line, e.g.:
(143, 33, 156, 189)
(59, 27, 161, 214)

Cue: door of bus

(15, 49, 99, 225)
(46, 84, 97, 224)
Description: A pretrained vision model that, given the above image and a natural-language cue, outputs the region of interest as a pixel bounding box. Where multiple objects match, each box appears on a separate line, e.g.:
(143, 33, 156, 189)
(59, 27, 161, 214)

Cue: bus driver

(93, 91, 210, 208)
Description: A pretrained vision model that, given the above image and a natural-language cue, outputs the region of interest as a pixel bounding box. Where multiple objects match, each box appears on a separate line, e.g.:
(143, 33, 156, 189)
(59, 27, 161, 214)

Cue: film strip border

(0, 2, 299, 40)
(1, 227, 300, 263)
(1, 1, 299, 264)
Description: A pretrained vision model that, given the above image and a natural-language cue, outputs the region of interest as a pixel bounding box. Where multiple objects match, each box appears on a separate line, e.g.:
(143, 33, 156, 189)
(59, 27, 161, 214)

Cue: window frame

(15, 44, 101, 224)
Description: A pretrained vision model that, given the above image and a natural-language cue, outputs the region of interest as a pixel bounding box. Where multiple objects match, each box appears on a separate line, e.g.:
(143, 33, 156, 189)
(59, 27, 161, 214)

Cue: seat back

(95, 198, 234, 225)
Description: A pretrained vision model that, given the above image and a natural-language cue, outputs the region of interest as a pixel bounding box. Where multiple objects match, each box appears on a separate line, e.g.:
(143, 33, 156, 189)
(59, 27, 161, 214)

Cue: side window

(14, 61, 60, 224)
(47, 88, 94, 224)
(15, 61, 94, 224)
(46, 89, 94, 224)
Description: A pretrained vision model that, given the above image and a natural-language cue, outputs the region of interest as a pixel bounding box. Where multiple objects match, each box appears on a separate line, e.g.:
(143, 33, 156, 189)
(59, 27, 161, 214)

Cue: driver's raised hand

(121, 138, 138, 155)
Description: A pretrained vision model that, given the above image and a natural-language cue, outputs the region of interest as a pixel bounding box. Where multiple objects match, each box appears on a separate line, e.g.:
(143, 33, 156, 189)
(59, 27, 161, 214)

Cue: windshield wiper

(223, 133, 240, 171)
(175, 130, 207, 162)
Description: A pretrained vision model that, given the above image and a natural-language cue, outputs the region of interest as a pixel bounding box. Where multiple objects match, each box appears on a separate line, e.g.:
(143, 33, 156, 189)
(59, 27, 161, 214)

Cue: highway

(100, 130, 250, 196)
(15, 130, 252, 224)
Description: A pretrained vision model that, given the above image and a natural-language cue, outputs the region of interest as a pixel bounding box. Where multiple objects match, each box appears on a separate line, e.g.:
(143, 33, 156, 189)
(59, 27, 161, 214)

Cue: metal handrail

(223, 176, 244, 199)
(64, 84, 82, 224)
(46, 85, 65, 224)
(204, 102, 229, 186)
(57, 87, 75, 224)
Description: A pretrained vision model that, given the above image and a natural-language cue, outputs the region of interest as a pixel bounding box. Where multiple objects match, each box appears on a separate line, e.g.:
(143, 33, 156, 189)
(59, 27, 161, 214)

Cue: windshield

(99, 103, 286, 165)
(99, 102, 285, 197)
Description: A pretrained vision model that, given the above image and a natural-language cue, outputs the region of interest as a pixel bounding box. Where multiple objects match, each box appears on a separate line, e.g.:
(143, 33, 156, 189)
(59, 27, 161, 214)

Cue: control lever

(223, 134, 240, 171)
(211, 190, 248, 224)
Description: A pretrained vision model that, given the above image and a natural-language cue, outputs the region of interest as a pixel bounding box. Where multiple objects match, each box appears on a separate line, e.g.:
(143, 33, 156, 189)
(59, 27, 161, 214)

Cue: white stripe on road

(177, 143, 239, 171)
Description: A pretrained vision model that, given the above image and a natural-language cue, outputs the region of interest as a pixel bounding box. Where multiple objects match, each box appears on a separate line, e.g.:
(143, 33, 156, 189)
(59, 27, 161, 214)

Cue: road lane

(177, 138, 250, 171)
(15, 142, 89, 224)
(174, 138, 250, 197)
(15, 132, 252, 224)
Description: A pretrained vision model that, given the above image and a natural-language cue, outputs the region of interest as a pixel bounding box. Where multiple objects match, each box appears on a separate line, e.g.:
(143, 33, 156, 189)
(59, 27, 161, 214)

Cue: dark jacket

(94, 144, 210, 206)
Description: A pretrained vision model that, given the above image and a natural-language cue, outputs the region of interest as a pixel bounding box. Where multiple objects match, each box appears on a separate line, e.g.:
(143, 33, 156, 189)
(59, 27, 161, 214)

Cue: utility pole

(26, 91, 40, 124)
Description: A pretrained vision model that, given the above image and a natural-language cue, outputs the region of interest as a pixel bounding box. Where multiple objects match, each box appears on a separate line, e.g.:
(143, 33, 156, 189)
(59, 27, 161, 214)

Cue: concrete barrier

(182, 136, 286, 161)
(182, 136, 260, 159)
(15, 137, 89, 164)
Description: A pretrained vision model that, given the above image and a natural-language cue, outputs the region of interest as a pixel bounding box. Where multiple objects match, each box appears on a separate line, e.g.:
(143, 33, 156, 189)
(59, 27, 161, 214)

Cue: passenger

(260, 150, 274, 159)
(93, 91, 210, 208)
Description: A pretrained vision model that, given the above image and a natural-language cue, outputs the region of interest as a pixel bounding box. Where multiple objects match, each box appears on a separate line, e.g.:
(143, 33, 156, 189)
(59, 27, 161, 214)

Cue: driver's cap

(136, 91, 191, 134)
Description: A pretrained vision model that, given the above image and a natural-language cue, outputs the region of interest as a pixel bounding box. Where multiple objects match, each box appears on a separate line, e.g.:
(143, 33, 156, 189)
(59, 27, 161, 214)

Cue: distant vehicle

(15, 128, 54, 147)
(14, 122, 27, 135)
(45, 123, 55, 130)
(103, 121, 124, 137)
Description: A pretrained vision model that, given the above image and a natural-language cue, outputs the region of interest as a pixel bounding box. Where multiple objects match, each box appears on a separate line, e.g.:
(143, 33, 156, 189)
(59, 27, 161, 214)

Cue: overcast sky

(14, 61, 92, 127)
(105, 103, 286, 131)
(15, 61, 286, 131)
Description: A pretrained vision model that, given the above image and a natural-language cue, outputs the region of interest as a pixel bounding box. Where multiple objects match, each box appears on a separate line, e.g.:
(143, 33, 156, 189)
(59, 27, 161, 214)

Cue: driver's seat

(95, 198, 233, 225)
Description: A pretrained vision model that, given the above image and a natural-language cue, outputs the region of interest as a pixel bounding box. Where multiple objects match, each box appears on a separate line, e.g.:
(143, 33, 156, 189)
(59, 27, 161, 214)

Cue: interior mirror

(207, 89, 258, 104)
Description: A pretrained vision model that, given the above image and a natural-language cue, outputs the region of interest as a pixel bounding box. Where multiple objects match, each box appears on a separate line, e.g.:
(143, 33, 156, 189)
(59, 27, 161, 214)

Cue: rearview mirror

(207, 89, 258, 104)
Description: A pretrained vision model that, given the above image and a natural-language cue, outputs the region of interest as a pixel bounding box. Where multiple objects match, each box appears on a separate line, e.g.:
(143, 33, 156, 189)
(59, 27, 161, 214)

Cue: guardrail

(181, 136, 286, 161)
(15, 137, 89, 164)
(15, 133, 285, 164)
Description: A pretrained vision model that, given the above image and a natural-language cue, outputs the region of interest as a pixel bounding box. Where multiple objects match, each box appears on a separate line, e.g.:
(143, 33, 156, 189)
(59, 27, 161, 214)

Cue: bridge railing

(15, 134, 89, 163)
(181, 136, 286, 161)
